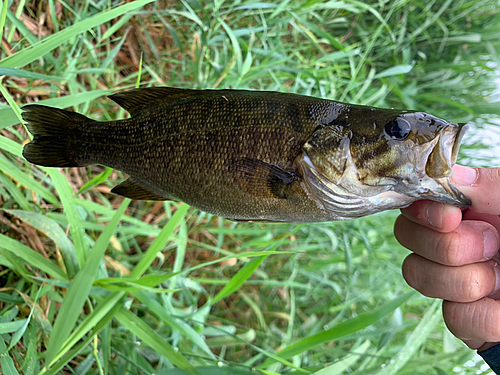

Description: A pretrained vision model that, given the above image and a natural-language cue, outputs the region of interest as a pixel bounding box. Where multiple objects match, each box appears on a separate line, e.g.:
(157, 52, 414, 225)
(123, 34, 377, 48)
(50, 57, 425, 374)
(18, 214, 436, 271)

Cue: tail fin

(22, 105, 92, 167)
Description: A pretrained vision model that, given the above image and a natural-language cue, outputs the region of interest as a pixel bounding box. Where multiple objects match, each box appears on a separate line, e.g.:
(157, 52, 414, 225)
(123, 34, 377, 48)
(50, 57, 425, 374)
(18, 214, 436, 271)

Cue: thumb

(451, 165, 500, 215)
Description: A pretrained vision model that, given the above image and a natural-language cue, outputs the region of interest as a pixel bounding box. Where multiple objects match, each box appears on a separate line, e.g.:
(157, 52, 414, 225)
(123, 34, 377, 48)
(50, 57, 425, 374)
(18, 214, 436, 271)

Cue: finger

(402, 254, 500, 302)
(400, 200, 462, 233)
(443, 298, 500, 344)
(463, 210, 500, 236)
(395, 216, 500, 265)
(452, 165, 500, 215)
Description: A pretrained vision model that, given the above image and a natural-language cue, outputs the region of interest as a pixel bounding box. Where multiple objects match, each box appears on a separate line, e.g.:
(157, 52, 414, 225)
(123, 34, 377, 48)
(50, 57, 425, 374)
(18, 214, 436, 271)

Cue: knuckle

(437, 232, 463, 266)
(463, 268, 488, 301)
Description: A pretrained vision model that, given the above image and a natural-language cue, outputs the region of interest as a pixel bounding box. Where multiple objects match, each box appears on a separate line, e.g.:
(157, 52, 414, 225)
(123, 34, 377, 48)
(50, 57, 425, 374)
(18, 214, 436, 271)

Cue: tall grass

(0, 1, 499, 374)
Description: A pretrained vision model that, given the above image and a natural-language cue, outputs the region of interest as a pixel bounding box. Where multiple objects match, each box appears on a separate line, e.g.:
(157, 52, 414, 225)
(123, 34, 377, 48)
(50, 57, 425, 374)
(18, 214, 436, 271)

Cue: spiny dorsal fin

(111, 178, 173, 201)
(229, 157, 301, 199)
(108, 87, 196, 116)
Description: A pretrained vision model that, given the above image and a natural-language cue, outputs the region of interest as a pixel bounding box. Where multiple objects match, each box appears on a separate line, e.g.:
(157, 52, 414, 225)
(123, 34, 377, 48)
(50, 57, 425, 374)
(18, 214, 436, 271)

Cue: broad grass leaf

(0, 156, 59, 205)
(0, 234, 68, 281)
(0, 319, 27, 334)
(0, 337, 20, 375)
(46, 292, 125, 369)
(0, 90, 113, 130)
(6, 209, 78, 278)
(47, 169, 87, 268)
(374, 64, 414, 79)
(44, 199, 130, 365)
(377, 299, 441, 375)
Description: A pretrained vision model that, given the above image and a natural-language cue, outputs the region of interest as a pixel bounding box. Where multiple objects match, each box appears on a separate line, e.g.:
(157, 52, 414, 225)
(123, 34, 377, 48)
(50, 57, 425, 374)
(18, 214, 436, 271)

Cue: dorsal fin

(229, 157, 301, 199)
(108, 87, 196, 116)
(111, 178, 173, 201)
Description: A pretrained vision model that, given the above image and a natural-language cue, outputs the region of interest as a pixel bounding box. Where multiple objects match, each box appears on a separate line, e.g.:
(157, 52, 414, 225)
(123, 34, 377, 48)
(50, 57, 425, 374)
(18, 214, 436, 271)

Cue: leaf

(210, 255, 269, 306)
(0, 234, 68, 281)
(116, 308, 203, 375)
(47, 169, 87, 268)
(6, 209, 78, 278)
(130, 203, 190, 278)
(377, 299, 441, 375)
(0, 0, 156, 69)
(0, 67, 65, 81)
(0, 90, 113, 130)
(0, 156, 59, 205)
(374, 64, 414, 78)
(133, 290, 216, 359)
(44, 199, 130, 365)
(258, 291, 415, 369)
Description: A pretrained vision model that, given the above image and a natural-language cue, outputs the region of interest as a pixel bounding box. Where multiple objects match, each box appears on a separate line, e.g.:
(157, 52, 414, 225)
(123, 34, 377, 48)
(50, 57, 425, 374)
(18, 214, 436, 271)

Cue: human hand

(394, 165, 500, 351)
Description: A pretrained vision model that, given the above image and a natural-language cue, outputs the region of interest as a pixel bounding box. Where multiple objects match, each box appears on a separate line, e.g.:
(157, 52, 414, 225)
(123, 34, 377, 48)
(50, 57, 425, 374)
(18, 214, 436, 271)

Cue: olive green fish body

(22, 87, 471, 222)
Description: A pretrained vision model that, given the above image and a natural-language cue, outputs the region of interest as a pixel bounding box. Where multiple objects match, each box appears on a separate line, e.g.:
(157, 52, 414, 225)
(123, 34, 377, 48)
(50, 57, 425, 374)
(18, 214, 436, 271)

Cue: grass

(0, 0, 499, 374)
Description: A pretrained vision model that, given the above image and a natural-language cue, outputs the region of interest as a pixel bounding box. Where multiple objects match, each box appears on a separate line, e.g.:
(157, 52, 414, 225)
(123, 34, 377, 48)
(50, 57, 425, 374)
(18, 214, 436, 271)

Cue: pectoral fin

(111, 178, 173, 201)
(230, 157, 300, 199)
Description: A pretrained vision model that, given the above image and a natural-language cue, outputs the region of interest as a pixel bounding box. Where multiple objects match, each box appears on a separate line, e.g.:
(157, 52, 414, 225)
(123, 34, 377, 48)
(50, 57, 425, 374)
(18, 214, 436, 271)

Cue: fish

(21, 87, 471, 223)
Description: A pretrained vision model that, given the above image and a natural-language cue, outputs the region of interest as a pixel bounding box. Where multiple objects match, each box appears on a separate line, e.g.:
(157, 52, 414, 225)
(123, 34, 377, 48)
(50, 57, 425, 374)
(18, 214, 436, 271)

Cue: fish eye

(385, 118, 411, 140)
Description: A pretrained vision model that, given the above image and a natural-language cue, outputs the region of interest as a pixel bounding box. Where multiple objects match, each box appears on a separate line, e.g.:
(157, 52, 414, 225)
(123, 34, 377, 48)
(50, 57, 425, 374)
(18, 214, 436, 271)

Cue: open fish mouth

(422, 122, 471, 208)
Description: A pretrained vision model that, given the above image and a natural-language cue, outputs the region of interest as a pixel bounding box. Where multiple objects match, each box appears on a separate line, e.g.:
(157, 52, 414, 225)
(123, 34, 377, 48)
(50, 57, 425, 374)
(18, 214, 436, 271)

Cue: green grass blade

(0, 156, 59, 205)
(115, 308, 203, 375)
(210, 255, 269, 306)
(0, 172, 31, 211)
(1, 90, 113, 130)
(0, 338, 20, 375)
(47, 169, 87, 268)
(258, 291, 415, 369)
(133, 290, 216, 359)
(0, 135, 22, 156)
(0, 0, 8, 42)
(0, 0, 155, 69)
(130, 203, 190, 278)
(40, 298, 123, 375)
(0, 67, 65, 81)
(377, 299, 441, 375)
(0, 319, 27, 334)
(45, 199, 130, 365)
(46, 292, 125, 369)
(5, 209, 78, 278)
(0, 233, 68, 281)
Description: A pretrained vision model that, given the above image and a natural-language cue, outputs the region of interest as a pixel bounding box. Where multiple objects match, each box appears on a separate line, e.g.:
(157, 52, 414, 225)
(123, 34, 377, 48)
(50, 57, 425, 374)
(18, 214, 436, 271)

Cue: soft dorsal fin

(108, 87, 196, 116)
(111, 178, 173, 201)
(229, 157, 301, 199)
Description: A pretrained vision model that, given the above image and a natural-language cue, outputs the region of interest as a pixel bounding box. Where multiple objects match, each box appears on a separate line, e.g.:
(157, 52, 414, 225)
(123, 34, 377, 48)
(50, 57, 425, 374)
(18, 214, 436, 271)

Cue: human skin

(394, 165, 500, 351)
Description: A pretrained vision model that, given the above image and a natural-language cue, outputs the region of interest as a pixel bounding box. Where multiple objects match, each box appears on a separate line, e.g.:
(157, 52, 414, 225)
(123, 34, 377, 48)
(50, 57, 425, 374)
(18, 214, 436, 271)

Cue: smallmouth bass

(22, 87, 471, 222)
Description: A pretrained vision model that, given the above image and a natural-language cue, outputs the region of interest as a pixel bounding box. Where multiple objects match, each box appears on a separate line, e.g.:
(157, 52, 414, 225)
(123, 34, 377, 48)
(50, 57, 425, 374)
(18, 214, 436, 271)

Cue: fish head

(299, 107, 470, 219)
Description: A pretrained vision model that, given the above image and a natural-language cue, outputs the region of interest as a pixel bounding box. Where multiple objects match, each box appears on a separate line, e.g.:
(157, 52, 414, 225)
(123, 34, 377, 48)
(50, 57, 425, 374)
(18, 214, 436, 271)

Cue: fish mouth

(422, 122, 471, 208)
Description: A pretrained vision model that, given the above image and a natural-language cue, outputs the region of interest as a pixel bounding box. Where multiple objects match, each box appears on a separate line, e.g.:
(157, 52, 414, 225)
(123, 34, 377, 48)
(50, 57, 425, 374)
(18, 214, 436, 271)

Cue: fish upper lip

(451, 123, 469, 164)
(436, 122, 471, 208)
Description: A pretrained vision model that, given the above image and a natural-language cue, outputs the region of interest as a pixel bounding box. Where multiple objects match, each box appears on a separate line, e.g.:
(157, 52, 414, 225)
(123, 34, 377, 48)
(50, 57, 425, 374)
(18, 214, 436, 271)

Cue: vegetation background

(0, 0, 499, 374)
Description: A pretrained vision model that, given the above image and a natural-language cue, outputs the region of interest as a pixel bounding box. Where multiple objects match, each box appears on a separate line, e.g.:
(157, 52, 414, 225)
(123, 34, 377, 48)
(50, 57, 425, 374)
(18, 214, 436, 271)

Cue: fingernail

(483, 229, 499, 260)
(451, 166, 477, 186)
(425, 202, 443, 229)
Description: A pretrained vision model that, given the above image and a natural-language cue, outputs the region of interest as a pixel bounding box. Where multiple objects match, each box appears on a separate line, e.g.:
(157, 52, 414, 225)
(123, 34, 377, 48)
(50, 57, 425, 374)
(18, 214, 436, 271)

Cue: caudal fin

(22, 105, 92, 167)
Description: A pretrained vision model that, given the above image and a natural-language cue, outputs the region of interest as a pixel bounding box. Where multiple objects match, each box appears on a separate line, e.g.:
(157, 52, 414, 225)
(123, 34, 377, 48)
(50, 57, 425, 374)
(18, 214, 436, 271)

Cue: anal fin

(111, 178, 173, 201)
